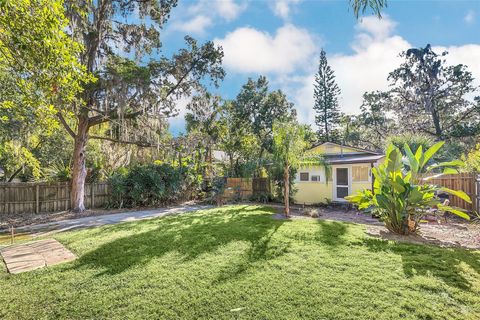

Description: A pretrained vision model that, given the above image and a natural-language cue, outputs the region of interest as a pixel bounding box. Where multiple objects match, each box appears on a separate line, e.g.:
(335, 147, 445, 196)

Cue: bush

(249, 192, 272, 203)
(209, 177, 227, 205)
(108, 163, 183, 208)
(346, 142, 471, 235)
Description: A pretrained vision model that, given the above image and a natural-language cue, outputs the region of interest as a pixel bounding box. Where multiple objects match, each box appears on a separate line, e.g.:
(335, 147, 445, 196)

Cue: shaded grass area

(0, 205, 479, 319)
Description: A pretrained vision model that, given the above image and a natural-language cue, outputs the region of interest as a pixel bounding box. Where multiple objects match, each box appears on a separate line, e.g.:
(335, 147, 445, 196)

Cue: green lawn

(1, 205, 479, 319)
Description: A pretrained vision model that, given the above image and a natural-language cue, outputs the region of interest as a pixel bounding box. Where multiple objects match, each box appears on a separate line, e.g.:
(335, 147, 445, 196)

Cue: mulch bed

(272, 205, 480, 250)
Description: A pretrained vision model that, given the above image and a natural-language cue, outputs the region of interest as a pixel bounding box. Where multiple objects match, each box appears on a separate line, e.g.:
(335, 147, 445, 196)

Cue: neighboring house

(294, 142, 385, 204)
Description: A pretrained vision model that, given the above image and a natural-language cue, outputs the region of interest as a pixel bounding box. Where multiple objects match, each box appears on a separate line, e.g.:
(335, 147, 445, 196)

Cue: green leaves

(427, 160, 464, 173)
(423, 141, 444, 165)
(404, 143, 419, 173)
(437, 204, 470, 220)
(386, 144, 402, 172)
(439, 187, 472, 203)
(0, 0, 92, 107)
(347, 142, 471, 235)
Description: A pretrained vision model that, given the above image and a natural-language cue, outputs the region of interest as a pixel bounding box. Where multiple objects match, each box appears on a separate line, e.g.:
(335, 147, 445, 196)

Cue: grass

(0, 205, 479, 319)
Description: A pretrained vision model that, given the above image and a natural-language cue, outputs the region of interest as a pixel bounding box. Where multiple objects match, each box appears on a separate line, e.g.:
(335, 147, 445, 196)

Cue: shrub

(209, 177, 227, 206)
(249, 192, 272, 203)
(346, 142, 471, 235)
(108, 163, 183, 208)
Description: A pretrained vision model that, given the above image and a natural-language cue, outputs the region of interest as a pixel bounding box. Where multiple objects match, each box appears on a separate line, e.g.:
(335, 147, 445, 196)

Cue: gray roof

(324, 154, 385, 164)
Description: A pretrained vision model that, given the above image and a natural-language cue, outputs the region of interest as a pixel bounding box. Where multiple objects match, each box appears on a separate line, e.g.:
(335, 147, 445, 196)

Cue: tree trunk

(203, 145, 210, 179)
(284, 164, 290, 217)
(7, 166, 24, 182)
(431, 108, 443, 139)
(228, 153, 234, 177)
(324, 106, 329, 141)
(70, 116, 89, 212)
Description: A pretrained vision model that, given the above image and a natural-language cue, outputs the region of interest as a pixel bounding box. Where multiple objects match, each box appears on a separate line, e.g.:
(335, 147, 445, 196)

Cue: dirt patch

(271, 205, 383, 226)
(271, 204, 480, 250)
(366, 223, 480, 250)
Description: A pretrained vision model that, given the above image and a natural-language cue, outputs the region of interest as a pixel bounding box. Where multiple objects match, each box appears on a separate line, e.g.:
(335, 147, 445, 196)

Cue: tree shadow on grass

(73, 205, 287, 277)
(316, 220, 348, 247)
(363, 237, 480, 290)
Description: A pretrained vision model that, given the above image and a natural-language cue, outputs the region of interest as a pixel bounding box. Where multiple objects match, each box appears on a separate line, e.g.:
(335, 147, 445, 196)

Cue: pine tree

(313, 49, 341, 142)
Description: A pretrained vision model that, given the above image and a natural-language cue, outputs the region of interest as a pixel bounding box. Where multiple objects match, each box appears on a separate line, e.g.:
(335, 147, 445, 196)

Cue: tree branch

(57, 112, 76, 138)
(89, 135, 157, 147)
(88, 58, 200, 127)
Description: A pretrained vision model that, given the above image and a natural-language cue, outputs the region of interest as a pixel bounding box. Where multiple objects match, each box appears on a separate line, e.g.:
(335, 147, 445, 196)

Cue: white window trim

(296, 167, 326, 183)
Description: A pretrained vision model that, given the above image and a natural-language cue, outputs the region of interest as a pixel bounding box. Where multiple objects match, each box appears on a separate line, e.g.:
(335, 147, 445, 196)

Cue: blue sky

(161, 0, 480, 134)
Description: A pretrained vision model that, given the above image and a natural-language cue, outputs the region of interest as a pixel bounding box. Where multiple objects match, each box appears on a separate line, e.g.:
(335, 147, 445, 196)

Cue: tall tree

(56, 1, 224, 211)
(185, 91, 223, 178)
(216, 101, 259, 177)
(313, 49, 341, 142)
(272, 119, 306, 217)
(388, 44, 479, 140)
(233, 76, 296, 165)
(0, 0, 90, 182)
(340, 91, 396, 150)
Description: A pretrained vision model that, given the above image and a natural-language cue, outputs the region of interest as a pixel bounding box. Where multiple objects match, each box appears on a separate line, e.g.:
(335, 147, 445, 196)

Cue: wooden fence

(222, 178, 270, 201)
(0, 182, 110, 215)
(420, 173, 478, 212)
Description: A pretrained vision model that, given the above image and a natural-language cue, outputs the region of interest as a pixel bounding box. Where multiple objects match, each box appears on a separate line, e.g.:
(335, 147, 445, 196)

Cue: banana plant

(346, 142, 471, 235)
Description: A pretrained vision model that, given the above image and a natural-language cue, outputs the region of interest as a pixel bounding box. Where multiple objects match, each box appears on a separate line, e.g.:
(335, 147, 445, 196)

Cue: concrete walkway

(8, 204, 213, 238)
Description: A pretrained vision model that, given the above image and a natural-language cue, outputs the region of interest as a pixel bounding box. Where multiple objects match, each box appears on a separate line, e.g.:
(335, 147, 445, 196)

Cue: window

(352, 166, 369, 182)
(311, 175, 321, 182)
(300, 172, 309, 181)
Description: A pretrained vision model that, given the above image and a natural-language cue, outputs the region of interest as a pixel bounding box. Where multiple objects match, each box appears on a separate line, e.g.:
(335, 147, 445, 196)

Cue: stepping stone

(0, 239, 76, 274)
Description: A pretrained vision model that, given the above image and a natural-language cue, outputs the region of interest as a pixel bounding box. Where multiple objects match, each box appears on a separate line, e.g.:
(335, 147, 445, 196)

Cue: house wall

(293, 163, 374, 205)
(294, 182, 333, 205)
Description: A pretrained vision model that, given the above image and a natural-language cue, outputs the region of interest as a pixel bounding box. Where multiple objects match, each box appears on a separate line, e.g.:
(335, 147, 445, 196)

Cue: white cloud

(169, 14, 480, 132)
(291, 14, 480, 126)
(433, 44, 480, 97)
(464, 10, 475, 24)
(215, 24, 318, 74)
(171, 0, 247, 35)
(216, 0, 247, 21)
(290, 15, 408, 124)
(272, 0, 301, 20)
(171, 15, 213, 35)
(353, 15, 398, 50)
(334, 16, 408, 116)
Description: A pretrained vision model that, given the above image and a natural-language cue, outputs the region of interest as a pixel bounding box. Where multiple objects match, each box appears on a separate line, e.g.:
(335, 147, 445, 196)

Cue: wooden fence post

(64, 182, 70, 211)
(35, 184, 40, 214)
(91, 183, 95, 209)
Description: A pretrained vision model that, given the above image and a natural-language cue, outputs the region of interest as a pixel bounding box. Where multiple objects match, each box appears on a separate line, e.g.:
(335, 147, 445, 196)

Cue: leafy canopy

(0, 0, 92, 107)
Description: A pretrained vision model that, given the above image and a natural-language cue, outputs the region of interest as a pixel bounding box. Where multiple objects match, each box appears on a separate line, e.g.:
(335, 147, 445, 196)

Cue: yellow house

(293, 142, 384, 205)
